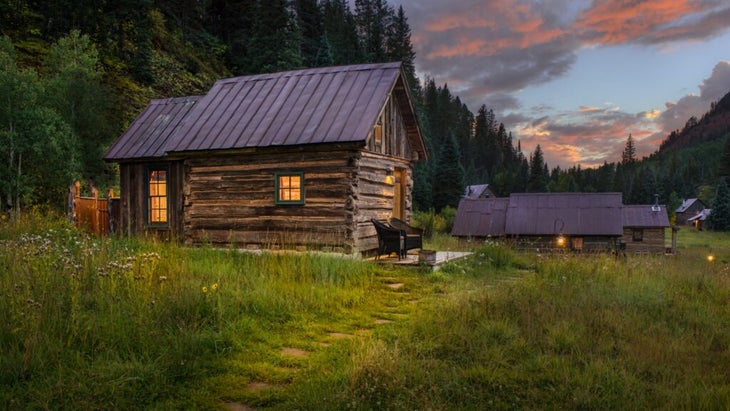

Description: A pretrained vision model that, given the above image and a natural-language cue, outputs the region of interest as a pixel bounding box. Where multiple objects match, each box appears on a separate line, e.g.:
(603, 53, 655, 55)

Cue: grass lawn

(1, 213, 729, 410)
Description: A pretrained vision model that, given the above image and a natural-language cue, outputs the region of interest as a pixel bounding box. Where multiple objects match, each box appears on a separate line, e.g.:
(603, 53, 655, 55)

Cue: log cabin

(104, 62, 427, 255)
(452, 192, 674, 254)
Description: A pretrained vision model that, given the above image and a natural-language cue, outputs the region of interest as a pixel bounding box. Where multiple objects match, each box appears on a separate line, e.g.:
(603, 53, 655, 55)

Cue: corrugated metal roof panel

(623, 205, 670, 227)
(165, 62, 419, 154)
(505, 193, 624, 236)
(103, 96, 200, 160)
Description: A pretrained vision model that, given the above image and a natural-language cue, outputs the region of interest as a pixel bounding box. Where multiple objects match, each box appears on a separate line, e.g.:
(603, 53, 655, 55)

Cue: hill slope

(658, 89, 730, 152)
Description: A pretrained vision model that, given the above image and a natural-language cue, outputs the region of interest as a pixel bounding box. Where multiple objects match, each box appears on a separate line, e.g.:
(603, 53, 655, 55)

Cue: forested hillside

(1, 0, 728, 219)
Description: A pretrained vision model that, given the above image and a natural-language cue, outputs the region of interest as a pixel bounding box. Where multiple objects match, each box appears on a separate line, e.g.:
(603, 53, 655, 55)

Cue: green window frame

(275, 172, 305, 205)
(147, 168, 169, 226)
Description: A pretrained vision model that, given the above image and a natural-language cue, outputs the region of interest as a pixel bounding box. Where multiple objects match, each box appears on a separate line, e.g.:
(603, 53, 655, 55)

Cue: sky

(397, 0, 730, 169)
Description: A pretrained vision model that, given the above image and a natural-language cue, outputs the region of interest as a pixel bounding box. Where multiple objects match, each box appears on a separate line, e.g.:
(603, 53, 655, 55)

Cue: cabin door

(392, 168, 406, 220)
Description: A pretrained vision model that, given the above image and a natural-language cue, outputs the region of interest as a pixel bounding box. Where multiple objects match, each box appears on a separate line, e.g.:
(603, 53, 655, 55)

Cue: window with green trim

(148, 169, 168, 225)
(275, 172, 304, 205)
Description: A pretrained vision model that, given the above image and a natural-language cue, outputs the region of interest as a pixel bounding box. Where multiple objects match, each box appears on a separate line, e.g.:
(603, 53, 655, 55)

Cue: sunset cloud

(402, 0, 730, 168)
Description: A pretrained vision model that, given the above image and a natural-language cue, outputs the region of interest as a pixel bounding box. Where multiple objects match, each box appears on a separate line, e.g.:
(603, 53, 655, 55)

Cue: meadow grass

(2, 213, 730, 410)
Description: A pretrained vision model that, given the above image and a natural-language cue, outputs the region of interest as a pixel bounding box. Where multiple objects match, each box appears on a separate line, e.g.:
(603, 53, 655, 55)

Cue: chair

(371, 219, 403, 259)
(389, 217, 423, 258)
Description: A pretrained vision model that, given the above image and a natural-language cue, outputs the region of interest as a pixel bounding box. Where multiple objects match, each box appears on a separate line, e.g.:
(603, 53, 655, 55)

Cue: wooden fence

(69, 181, 120, 236)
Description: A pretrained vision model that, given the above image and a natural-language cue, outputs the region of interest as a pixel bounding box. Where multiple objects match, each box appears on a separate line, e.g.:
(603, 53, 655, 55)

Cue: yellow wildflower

(211, 283, 218, 291)
(202, 286, 208, 293)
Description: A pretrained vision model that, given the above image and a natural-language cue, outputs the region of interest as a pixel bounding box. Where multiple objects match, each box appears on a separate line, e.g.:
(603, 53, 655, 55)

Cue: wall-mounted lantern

(384, 167, 394, 185)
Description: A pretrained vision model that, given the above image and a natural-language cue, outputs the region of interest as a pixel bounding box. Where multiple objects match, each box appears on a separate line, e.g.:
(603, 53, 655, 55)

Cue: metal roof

(104, 96, 200, 160)
(451, 197, 509, 236)
(166, 62, 425, 156)
(676, 198, 705, 213)
(463, 184, 494, 199)
(105, 62, 426, 161)
(622, 205, 670, 228)
(505, 193, 624, 236)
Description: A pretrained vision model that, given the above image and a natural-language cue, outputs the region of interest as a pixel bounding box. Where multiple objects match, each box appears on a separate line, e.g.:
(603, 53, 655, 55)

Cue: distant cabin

(104, 63, 427, 255)
(452, 192, 673, 254)
(675, 198, 707, 225)
(463, 184, 496, 199)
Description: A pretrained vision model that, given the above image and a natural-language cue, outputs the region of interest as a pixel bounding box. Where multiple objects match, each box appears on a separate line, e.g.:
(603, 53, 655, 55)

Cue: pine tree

(321, 0, 363, 64)
(246, 0, 302, 74)
(621, 133, 637, 165)
(294, 0, 324, 67)
(385, 6, 417, 90)
(527, 144, 548, 192)
(708, 179, 730, 231)
(717, 136, 730, 180)
(432, 132, 465, 212)
(354, 0, 392, 62)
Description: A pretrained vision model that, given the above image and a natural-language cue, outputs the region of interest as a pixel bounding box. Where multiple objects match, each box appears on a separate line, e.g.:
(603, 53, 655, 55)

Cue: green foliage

(708, 179, 730, 231)
(3, 215, 730, 409)
(432, 133, 465, 211)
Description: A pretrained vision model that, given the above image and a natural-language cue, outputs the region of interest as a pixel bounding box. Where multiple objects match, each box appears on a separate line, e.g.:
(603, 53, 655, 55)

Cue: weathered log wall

(622, 228, 666, 254)
(118, 161, 184, 239)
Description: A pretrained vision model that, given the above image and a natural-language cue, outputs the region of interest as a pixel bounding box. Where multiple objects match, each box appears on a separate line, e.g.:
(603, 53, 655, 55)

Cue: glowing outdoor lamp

(384, 168, 395, 185)
(554, 218, 566, 248)
(556, 234, 566, 247)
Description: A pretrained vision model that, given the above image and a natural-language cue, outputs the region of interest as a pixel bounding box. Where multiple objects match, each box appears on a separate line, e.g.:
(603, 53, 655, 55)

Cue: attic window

(275, 172, 304, 205)
(147, 169, 168, 225)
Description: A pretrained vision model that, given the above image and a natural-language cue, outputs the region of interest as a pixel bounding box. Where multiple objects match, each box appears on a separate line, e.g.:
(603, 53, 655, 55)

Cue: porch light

(556, 234, 566, 247)
(385, 168, 394, 185)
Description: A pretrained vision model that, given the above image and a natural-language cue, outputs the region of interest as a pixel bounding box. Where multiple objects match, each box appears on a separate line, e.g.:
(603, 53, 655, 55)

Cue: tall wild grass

(0, 212, 377, 409)
(287, 247, 730, 410)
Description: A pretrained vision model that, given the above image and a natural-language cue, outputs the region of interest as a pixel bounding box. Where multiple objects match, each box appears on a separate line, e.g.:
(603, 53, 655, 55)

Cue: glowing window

(275, 172, 304, 205)
(148, 169, 168, 224)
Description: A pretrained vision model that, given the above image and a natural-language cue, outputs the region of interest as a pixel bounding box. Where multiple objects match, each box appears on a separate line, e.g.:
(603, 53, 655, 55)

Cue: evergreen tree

(385, 6, 417, 90)
(717, 136, 730, 181)
(527, 144, 548, 192)
(246, 0, 302, 73)
(621, 133, 637, 165)
(354, 0, 392, 62)
(205, 0, 257, 74)
(294, 0, 324, 67)
(432, 132, 464, 212)
(708, 180, 730, 231)
(321, 0, 363, 64)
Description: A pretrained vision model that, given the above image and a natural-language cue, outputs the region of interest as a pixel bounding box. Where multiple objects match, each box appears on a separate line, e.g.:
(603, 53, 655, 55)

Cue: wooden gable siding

(183, 147, 360, 250)
(118, 161, 184, 239)
(622, 227, 666, 254)
(365, 92, 413, 159)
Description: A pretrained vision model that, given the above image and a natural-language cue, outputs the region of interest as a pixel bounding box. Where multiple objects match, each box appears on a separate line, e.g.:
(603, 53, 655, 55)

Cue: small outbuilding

(621, 204, 671, 254)
(452, 192, 673, 254)
(104, 62, 427, 255)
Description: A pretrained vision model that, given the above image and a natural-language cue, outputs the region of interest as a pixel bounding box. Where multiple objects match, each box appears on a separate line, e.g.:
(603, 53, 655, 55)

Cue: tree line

(1, 0, 729, 228)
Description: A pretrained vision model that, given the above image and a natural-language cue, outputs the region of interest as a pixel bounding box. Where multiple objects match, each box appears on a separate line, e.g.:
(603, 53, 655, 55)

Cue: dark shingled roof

(622, 205, 670, 227)
(506, 192, 624, 236)
(451, 197, 509, 237)
(104, 96, 200, 160)
(105, 62, 426, 161)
